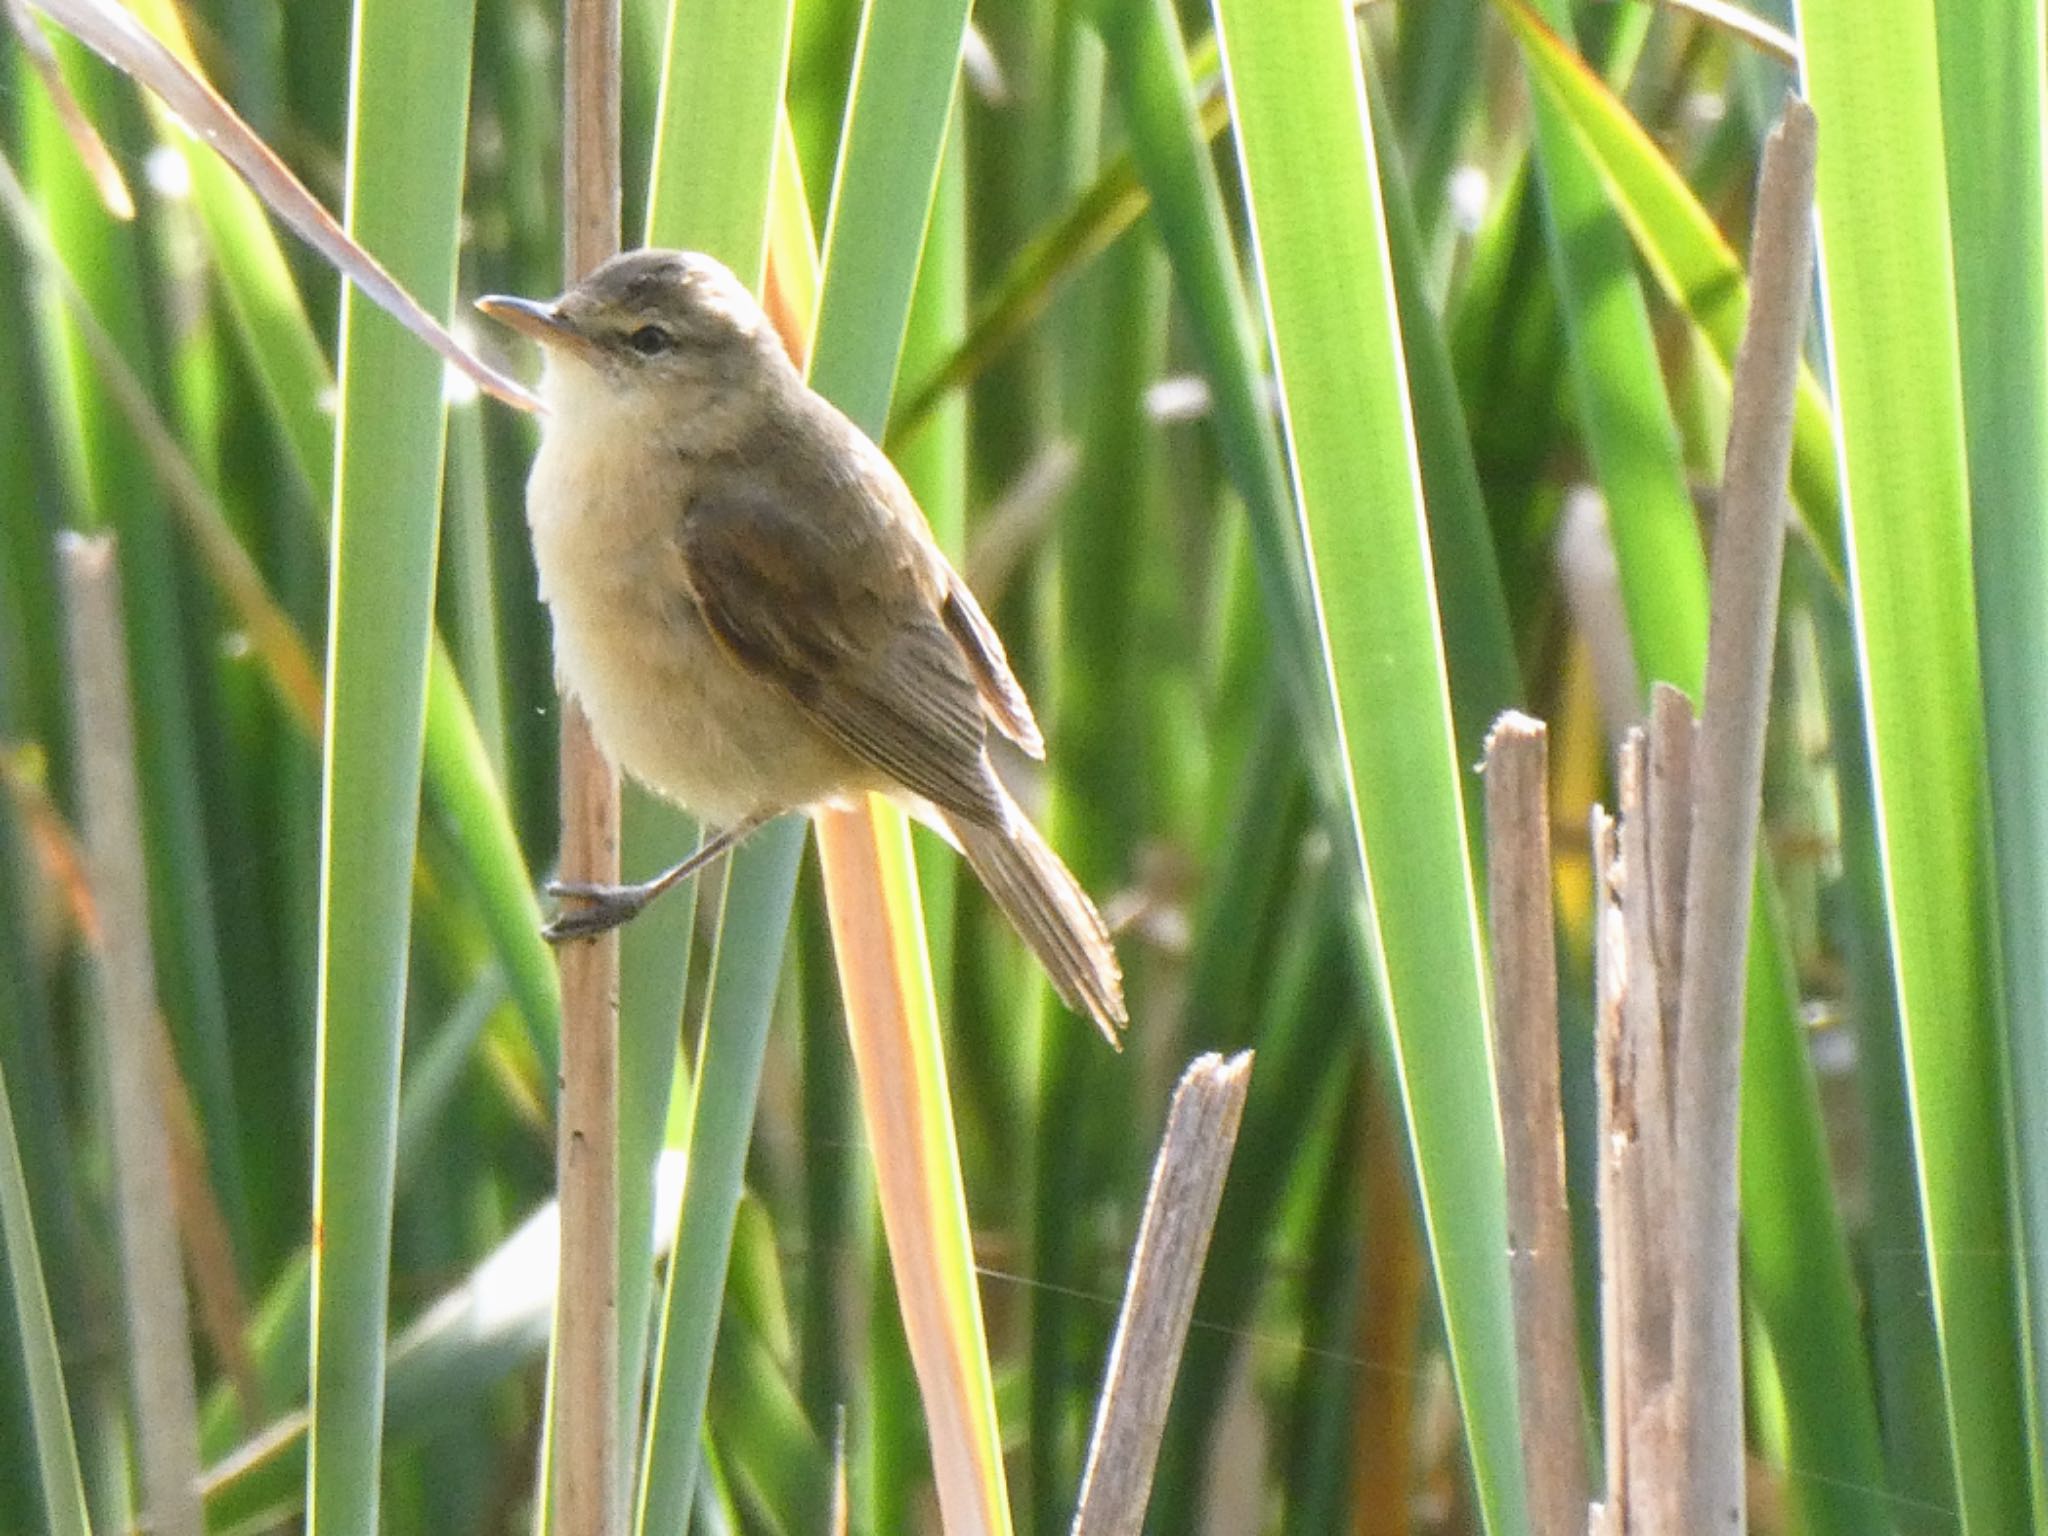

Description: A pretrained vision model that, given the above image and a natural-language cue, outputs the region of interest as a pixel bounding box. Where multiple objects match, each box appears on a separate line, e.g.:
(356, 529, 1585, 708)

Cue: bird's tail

(945, 803, 1127, 1044)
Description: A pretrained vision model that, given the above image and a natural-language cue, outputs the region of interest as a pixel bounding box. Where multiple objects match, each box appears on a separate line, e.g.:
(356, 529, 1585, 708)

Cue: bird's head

(477, 249, 788, 423)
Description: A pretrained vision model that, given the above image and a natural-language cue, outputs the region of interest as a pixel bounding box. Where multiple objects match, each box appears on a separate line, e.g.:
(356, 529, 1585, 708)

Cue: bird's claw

(541, 879, 647, 944)
(541, 911, 622, 944)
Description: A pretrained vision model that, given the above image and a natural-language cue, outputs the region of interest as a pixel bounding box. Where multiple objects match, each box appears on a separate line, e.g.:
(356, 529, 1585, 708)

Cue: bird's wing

(677, 476, 1008, 826)
(939, 570, 1044, 758)
(835, 420, 1047, 757)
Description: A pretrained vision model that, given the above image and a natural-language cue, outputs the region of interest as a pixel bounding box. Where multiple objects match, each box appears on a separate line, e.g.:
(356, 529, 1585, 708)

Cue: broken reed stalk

(1672, 98, 1816, 1535)
(1614, 734, 1672, 1396)
(60, 534, 204, 1536)
(1645, 686, 1695, 1070)
(1495, 106, 1812, 1533)
(1480, 714, 1590, 1536)
(1614, 731, 1681, 1531)
(1071, 1052, 1254, 1536)
(1583, 710, 1699, 1536)
(1590, 805, 1626, 1536)
(554, 0, 623, 1531)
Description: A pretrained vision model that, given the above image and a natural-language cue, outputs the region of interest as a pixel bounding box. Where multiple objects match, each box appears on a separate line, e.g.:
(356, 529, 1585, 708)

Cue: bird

(477, 249, 1126, 1040)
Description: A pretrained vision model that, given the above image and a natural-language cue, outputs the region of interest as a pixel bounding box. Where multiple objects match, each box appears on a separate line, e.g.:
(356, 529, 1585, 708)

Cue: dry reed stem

(553, 0, 623, 1530)
(1646, 685, 1695, 1078)
(1616, 732, 1678, 1532)
(1671, 98, 1817, 1535)
(1481, 713, 1591, 1536)
(1071, 1051, 1254, 1536)
(60, 534, 204, 1536)
(1591, 806, 1628, 1534)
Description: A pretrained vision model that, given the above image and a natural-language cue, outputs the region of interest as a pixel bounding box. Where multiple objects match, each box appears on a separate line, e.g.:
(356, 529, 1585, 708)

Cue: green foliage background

(0, 0, 2042, 1532)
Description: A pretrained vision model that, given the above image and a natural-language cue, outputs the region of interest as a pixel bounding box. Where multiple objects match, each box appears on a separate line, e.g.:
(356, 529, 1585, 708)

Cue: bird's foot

(542, 878, 655, 943)
(539, 819, 767, 943)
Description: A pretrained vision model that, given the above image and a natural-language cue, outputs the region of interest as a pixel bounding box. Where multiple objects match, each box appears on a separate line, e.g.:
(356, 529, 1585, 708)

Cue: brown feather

(946, 800, 1126, 1040)
(678, 470, 1009, 827)
(941, 574, 1045, 757)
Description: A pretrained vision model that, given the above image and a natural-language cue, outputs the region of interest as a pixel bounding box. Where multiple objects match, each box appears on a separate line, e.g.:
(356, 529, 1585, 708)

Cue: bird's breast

(524, 418, 868, 826)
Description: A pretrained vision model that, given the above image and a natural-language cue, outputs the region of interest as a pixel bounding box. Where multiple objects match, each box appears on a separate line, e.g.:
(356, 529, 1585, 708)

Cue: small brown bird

(478, 249, 1126, 1038)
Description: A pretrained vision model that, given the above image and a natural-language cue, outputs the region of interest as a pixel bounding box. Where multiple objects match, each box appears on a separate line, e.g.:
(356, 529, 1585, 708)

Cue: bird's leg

(543, 814, 771, 943)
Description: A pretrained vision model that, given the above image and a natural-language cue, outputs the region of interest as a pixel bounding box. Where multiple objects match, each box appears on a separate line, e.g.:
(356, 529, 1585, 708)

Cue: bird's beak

(474, 294, 597, 359)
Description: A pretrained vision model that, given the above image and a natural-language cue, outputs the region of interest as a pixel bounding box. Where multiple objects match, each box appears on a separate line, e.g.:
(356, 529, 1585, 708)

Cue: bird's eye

(627, 324, 673, 356)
